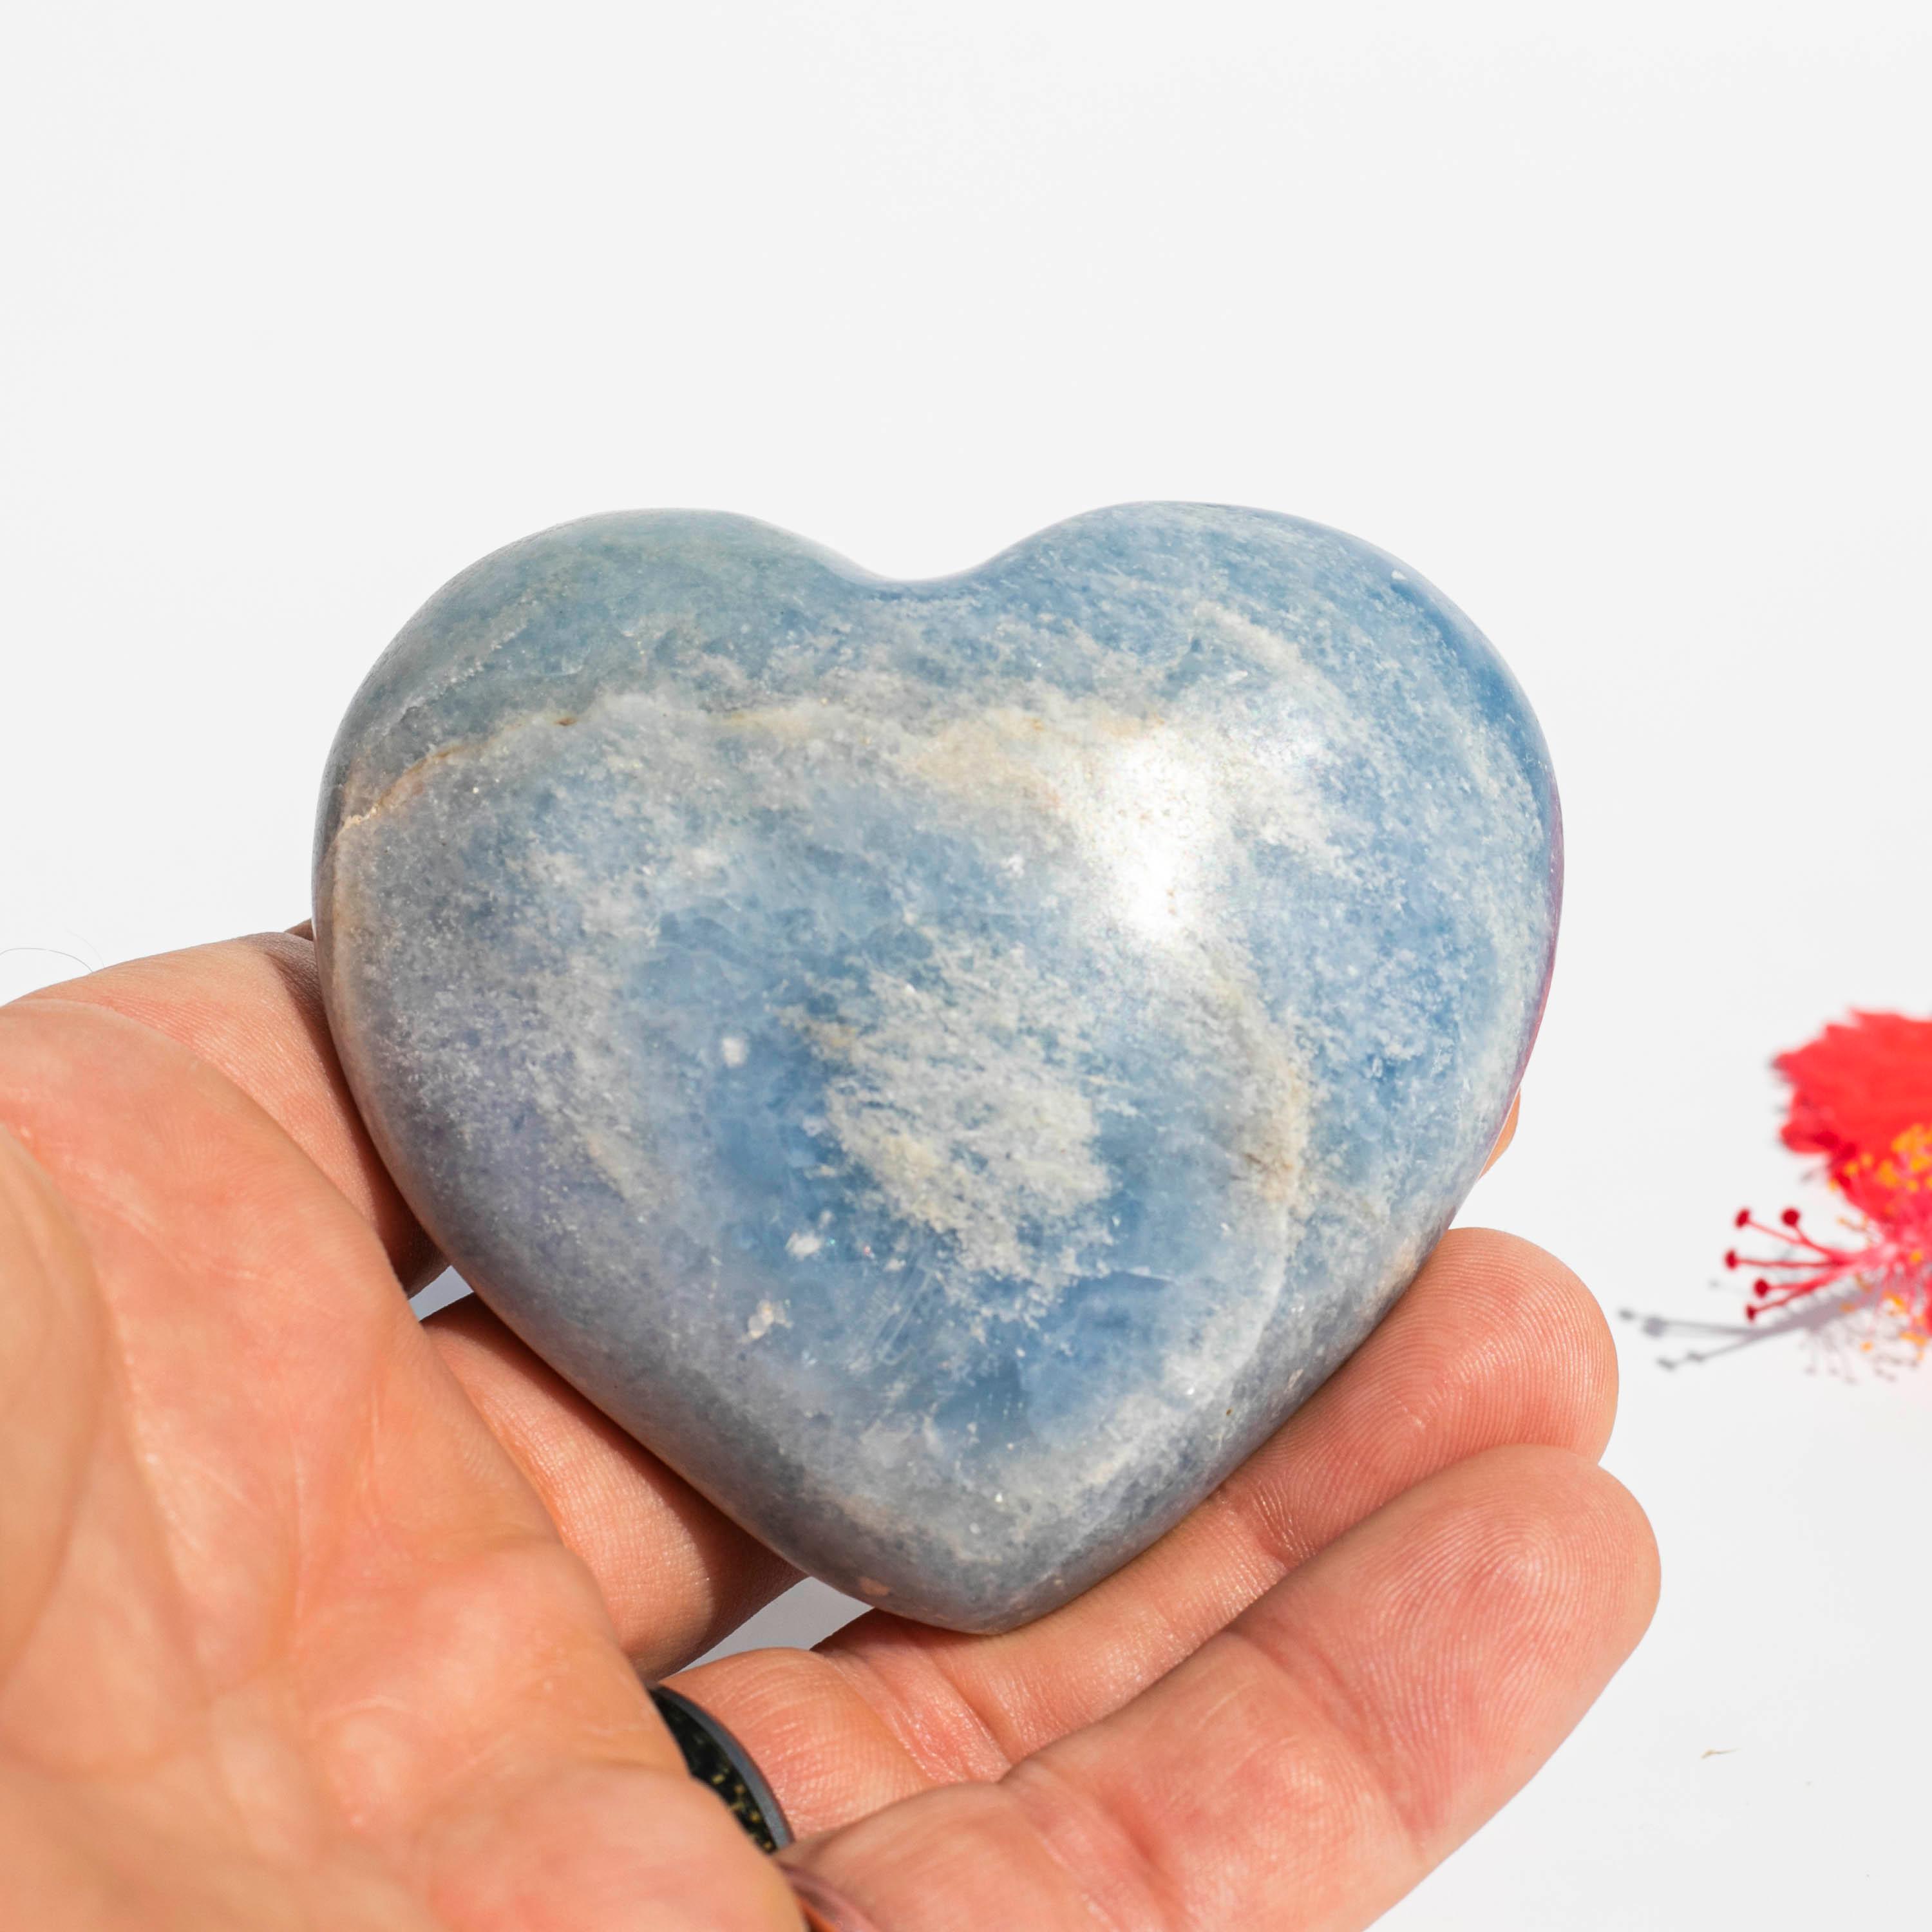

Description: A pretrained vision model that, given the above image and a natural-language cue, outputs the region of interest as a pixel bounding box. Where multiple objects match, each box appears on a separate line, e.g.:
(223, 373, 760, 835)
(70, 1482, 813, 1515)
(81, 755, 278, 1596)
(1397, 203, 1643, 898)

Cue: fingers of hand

(687, 1228, 1616, 1834)
(425, 1298, 799, 1671)
(791, 1446, 1659, 1932)
(21, 934, 440, 1288)
(419, 1760, 804, 1932)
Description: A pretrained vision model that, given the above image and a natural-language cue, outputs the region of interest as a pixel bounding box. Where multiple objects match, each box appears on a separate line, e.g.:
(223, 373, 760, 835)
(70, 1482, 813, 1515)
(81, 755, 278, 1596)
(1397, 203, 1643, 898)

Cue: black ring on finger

(647, 1683, 793, 1853)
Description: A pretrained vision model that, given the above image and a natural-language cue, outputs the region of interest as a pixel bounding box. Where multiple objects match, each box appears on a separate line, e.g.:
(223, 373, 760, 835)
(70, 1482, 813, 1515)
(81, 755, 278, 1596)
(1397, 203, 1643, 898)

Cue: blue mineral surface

(315, 504, 1560, 1631)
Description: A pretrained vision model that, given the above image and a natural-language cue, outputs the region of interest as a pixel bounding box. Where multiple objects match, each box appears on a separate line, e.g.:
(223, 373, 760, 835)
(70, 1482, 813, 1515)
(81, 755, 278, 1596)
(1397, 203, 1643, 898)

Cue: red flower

(1730, 1011, 1932, 1345)
(1777, 1011, 1932, 1200)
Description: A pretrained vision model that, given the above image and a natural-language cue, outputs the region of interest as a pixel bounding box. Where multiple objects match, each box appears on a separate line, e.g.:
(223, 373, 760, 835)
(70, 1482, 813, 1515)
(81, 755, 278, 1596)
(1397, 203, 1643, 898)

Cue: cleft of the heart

(315, 503, 1560, 1632)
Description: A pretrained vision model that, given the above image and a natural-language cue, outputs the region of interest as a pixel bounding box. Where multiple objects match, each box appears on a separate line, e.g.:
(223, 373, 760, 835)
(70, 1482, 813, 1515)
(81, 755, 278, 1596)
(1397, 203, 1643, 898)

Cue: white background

(5, 3, 1930, 1924)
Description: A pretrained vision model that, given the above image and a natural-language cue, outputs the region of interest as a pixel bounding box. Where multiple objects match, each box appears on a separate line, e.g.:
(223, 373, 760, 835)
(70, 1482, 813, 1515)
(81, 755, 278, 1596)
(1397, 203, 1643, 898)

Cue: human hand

(0, 934, 1654, 1929)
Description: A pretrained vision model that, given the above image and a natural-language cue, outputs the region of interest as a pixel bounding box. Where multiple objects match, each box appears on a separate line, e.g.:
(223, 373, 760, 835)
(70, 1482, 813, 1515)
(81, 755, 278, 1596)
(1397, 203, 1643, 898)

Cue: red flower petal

(1775, 1010, 1932, 1173)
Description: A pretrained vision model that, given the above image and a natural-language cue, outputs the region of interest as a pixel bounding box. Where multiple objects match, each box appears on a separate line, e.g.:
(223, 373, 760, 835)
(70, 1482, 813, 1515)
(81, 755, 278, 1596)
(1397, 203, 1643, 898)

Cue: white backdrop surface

(5, 4, 1930, 1924)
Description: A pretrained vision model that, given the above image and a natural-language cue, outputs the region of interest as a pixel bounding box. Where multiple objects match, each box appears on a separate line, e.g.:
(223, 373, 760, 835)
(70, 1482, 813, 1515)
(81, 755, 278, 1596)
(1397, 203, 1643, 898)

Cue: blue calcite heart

(315, 504, 1560, 1633)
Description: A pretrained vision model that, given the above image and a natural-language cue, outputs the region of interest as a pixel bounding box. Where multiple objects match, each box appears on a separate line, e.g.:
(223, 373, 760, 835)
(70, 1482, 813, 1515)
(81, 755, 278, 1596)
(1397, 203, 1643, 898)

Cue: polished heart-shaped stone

(315, 504, 1560, 1632)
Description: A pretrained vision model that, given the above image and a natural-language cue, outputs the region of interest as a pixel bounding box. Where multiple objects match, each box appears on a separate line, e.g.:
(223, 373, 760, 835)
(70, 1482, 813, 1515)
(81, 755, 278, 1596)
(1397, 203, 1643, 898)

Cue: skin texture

(0, 934, 1654, 1930)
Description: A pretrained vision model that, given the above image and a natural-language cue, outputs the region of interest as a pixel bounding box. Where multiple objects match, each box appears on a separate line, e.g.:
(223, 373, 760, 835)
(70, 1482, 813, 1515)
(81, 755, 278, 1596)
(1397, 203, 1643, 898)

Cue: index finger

(20, 931, 798, 1665)
(21, 931, 441, 1288)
